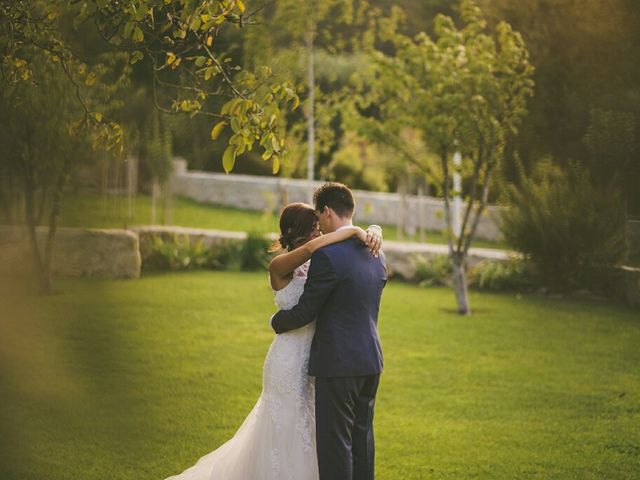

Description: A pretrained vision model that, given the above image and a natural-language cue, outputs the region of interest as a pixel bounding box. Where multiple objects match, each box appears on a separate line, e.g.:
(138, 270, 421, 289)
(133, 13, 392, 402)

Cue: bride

(165, 202, 382, 480)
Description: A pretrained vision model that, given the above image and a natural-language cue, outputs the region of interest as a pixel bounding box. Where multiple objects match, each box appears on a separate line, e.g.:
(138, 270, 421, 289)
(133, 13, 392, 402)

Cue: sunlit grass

(1, 271, 638, 479)
(39, 193, 507, 249)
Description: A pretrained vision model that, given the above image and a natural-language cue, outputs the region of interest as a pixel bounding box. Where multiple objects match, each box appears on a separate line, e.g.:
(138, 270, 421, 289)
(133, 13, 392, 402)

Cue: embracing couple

(166, 183, 388, 480)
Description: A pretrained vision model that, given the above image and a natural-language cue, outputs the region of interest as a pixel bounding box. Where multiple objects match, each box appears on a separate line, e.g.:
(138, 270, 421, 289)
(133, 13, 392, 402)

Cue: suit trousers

(315, 374, 380, 480)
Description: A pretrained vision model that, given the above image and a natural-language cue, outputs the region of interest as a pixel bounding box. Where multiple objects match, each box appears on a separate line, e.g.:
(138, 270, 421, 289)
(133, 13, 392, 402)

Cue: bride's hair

(268, 202, 317, 253)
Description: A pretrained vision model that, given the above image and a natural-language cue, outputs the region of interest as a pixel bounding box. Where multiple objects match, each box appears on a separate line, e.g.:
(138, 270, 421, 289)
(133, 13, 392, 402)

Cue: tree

(478, 0, 640, 214)
(81, 0, 299, 173)
(1, 0, 300, 174)
(354, 0, 534, 314)
(0, 0, 299, 292)
(139, 110, 174, 224)
(501, 159, 626, 291)
(242, 1, 382, 190)
(0, 50, 130, 292)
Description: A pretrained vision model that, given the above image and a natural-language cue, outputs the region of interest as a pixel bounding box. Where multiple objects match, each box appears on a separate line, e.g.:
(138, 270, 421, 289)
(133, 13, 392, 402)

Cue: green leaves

(85, 72, 97, 86)
(271, 156, 280, 174)
(210, 121, 227, 140)
(39, 0, 299, 177)
(132, 26, 144, 43)
(222, 146, 236, 173)
(129, 51, 144, 64)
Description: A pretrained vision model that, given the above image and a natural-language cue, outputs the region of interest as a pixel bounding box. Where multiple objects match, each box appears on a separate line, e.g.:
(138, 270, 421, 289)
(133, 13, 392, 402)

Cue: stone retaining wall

(129, 225, 513, 280)
(616, 266, 640, 308)
(2, 224, 637, 307)
(170, 159, 504, 242)
(131, 225, 247, 265)
(0, 226, 141, 279)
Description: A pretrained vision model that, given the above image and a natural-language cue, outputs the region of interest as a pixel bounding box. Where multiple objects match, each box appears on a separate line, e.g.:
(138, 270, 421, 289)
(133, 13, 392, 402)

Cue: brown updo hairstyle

(268, 202, 318, 253)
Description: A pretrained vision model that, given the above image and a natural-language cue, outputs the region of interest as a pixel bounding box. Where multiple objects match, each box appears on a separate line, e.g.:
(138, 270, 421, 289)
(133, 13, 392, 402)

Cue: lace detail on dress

(273, 262, 309, 311)
(165, 260, 318, 480)
(264, 260, 317, 475)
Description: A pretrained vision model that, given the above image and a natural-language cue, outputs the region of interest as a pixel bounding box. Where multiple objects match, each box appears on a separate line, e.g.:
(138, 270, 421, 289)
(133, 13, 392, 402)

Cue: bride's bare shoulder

(270, 273, 293, 291)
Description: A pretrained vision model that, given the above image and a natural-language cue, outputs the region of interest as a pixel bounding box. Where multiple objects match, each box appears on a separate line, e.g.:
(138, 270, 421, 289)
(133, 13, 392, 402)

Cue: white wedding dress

(165, 261, 318, 480)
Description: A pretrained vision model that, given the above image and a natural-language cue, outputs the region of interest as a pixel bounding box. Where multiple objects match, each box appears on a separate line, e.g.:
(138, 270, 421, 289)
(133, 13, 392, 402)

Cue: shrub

(239, 232, 272, 271)
(415, 255, 452, 286)
(144, 234, 230, 272)
(143, 232, 272, 273)
(469, 257, 536, 291)
(501, 159, 626, 291)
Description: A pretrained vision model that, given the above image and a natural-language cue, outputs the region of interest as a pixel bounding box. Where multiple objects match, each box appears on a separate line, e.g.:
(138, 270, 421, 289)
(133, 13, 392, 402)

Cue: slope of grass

(1, 272, 638, 479)
(41, 193, 507, 249)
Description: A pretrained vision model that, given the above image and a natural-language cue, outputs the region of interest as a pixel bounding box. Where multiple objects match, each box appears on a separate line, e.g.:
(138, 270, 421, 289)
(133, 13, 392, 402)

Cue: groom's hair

(314, 182, 355, 218)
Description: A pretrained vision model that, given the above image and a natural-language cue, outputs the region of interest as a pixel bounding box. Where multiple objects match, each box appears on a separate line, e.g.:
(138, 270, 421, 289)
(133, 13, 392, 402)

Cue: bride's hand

(365, 225, 382, 257)
(355, 227, 369, 245)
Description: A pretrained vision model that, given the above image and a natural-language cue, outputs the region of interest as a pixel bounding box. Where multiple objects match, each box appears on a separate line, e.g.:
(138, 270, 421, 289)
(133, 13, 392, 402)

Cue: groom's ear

(323, 206, 335, 218)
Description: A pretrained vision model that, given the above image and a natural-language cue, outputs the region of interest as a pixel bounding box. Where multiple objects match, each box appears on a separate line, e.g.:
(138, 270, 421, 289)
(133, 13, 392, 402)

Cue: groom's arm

(271, 249, 338, 334)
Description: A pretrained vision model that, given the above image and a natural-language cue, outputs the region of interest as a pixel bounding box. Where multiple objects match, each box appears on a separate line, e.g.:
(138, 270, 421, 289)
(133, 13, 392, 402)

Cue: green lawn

(46, 193, 508, 249)
(1, 272, 639, 479)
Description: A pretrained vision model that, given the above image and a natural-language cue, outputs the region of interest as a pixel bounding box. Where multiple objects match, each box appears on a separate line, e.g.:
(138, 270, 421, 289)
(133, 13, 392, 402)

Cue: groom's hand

(271, 311, 292, 334)
(271, 312, 290, 334)
(271, 249, 337, 334)
(270, 313, 280, 333)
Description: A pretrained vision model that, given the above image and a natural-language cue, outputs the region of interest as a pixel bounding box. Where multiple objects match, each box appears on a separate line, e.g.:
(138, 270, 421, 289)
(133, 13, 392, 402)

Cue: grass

(1, 271, 639, 479)
(34, 193, 507, 249)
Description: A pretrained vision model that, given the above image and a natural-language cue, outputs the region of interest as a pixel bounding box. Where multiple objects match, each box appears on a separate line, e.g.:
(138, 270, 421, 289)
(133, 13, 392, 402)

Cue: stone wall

(2, 224, 637, 307)
(0, 226, 141, 279)
(131, 225, 247, 264)
(131, 225, 511, 281)
(615, 266, 640, 308)
(170, 159, 504, 242)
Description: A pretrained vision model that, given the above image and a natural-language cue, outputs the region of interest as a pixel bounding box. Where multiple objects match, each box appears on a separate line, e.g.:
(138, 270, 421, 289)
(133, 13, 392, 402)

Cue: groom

(271, 182, 387, 480)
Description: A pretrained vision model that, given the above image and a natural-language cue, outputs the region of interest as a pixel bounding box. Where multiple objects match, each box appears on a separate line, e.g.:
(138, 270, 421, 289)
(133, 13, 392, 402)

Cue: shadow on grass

(0, 271, 163, 479)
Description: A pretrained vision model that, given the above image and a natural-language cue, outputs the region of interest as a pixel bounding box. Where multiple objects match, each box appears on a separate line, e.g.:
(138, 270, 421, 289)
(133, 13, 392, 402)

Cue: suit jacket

(271, 237, 387, 377)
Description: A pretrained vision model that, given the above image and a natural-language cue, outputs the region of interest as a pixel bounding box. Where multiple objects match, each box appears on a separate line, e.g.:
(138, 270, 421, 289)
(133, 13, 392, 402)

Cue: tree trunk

(305, 22, 315, 204)
(151, 178, 159, 225)
(417, 184, 425, 243)
(40, 164, 68, 294)
(441, 147, 472, 315)
(440, 147, 455, 257)
(24, 175, 44, 288)
(396, 177, 407, 240)
(451, 254, 471, 315)
(162, 180, 172, 226)
(100, 159, 108, 215)
(0, 175, 10, 222)
(127, 156, 138, 222)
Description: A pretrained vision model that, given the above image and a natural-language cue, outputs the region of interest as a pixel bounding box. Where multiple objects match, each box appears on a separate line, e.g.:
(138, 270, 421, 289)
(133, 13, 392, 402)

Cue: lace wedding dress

(165, 261, 318, 480)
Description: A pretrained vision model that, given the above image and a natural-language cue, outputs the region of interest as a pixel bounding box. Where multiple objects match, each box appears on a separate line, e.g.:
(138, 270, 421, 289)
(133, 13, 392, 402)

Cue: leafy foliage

(0, 47, 131, 291)
(415, 255, 453, 287)
(468, 257, 535, 291)
(501, 160, 627, 291)
(1, 0, 298, 175)
(239, 231, 272, 271)
(415, 254, 538, 292)
(241, 0, 380, 178)
(479, 0, 640, 214)
(140, 109, 174, 183)
(143, 231, 272, 272)
(145, 234, 227, 271)
(351, 0, 534, 313)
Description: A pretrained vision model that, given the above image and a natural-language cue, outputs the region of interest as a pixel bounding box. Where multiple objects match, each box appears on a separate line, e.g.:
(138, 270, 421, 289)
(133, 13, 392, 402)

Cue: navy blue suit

(271, 237, 387, 480)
